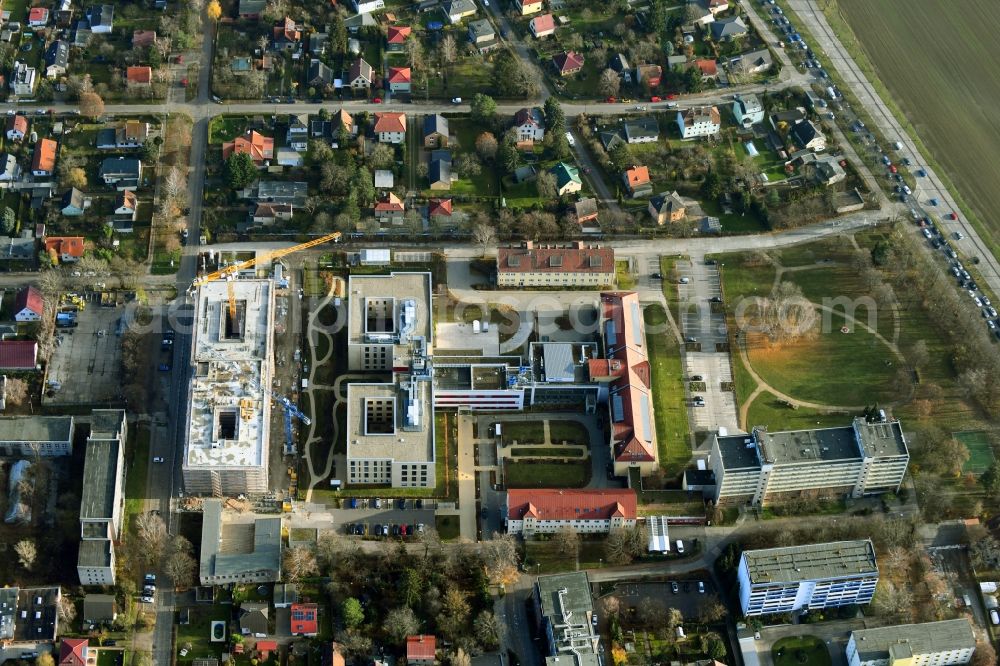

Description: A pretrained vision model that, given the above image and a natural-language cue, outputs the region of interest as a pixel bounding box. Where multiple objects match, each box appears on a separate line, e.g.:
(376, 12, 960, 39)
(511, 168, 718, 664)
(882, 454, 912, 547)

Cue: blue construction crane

(274, 393, 311, 455)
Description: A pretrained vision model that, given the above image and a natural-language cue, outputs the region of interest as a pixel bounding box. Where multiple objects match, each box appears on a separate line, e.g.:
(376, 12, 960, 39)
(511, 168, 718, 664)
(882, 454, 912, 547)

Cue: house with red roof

(132, 30, 157, 48)
(59, 639, 89, 666)
(31, 138, 57, 177)
(374, 112, 406, 144)
(6, 114, 28, 141)
(406, 635, 436, 665)
(273, 17, 302, 49)
(126, 66, 152, 87)
(427, 198, 452, 218)
(552, 51, 584, 76)
(290, 603, 318, 636)
(690, 58, 718, 79)
(223, 131, 274, 165)
(622, 165, 652, 198)
(256, 641, 278, 660)
(374, 191, 404, 223)
(589, 291, 659, 474)
(529, 13, 555, 38)
(0, 340, 38, 370)
(13, 286, 44, 322)
(506, 489, 637, 535)
(515, 0, 542, 14)
(28, 6, 49, 27)
(44, 236, 85, 263)
(497, 241, 614, 288)
(387, 66, 411, 93)
(387, 25, 411, 50)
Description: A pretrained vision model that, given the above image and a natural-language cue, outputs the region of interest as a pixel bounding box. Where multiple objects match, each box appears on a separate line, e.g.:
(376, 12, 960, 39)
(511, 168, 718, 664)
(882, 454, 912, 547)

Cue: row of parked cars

(347, 497, 425, 510)
(346, 522, 425, 537)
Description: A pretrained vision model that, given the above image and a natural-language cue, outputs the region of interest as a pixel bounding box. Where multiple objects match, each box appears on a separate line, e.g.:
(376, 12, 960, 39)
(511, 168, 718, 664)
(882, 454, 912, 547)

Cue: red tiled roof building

(506, 489, 637, 536)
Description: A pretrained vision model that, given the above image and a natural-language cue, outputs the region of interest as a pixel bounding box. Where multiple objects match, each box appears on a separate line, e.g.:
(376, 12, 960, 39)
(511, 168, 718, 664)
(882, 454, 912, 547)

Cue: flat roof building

(845, 619, 976, 666)
(0, 415, 74, 456)
(199, 499, 282, 585)
(183, 279, 275, 496)
(78, 409, 126, 586)
(711, 418, 909, 506)
(533, 573, 600, 666)
(738, 540, 879, 616)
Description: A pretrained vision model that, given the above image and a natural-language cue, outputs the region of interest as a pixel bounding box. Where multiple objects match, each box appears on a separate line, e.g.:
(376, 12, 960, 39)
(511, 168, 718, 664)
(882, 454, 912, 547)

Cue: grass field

(834, 0, 1000, 262)
(505, 461, 590, 488)
(771, 635, 831, 666)
(956, 431, 995, 474)
(644, 303, 691, 477)
(509, 447, 586, 458)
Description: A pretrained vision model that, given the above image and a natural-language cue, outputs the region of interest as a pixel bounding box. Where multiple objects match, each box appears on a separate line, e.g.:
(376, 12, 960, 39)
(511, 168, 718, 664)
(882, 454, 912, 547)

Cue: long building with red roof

(590, 291, 659, 475)
(506, 488, 637, 535)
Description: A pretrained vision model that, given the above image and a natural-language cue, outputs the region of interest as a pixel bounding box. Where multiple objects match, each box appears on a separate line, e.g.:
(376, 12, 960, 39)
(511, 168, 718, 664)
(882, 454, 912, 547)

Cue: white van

(675, 539, 685, 554)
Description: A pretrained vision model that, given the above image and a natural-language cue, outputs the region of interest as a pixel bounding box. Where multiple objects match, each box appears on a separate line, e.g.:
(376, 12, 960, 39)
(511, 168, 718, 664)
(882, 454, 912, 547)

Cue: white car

(179, 649, 189, 657)
(565, 131, 575, 147)
(140, 596, 154, 604)
(153, 457, 164, 463)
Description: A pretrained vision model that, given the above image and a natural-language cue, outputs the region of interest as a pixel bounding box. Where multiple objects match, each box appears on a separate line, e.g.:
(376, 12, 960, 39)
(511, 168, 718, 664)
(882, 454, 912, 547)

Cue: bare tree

(472, 224, 497, 258)
(450, 648, 471, 666)
(14, 540, 37, 570)
(475, 132, 498, 161)
(164, 536, 197, 588)
(283, 546, 320, 584)
(535, 170, 557, 199)
(598, 68, 620, 98)
(134, 512, 169, 565)
(57, 595, 76, 624)
(79, 92, 105, 120)
(473, 610, 502, 649)
(972, 640, 997, 666)
(163, 167, 187, 204)
(383, 606, 419, 643)
(552, 526, 580, 558)
(480, 532, 519, 585)
(604, 525, 645, 565)
(405, 37, 424, 70)
(439, 35, 457, 68)
(4, 377, 29, 408)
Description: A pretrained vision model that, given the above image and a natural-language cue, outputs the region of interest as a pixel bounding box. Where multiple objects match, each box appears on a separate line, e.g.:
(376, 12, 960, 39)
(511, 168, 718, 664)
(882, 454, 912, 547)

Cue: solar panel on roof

(611, 394, 624, 422)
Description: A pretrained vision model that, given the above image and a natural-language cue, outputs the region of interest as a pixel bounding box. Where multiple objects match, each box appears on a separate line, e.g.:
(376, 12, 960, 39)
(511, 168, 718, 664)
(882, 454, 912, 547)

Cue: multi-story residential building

(496, 242, 614, 288)
(77, 410, 127, 586)
(676, 106, 721, 139)
(345, 273, 435, 489)
(506, 489, 636, 535)
(533, 573, 600, 666)
(733, 94, 764, 128)
(845, 619, 976, 666)
(738, 540, 879, 616)
(10, 61, 37, 96)
(513, 107, 545, 142)
(710, 418, 910, 506)
(374, 112, 407, 143)
(0, 587, 62, 642)
(199, 499, 282, 585)
(0, 416, 75, 456)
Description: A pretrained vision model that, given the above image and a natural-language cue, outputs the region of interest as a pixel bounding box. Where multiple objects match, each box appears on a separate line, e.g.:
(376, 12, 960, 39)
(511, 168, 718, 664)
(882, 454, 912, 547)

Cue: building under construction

(183, 279, 275, 496)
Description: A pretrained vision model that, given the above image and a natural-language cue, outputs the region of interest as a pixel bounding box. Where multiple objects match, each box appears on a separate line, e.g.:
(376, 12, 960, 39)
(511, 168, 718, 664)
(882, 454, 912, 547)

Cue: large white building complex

(738, 540, 879, 616)
(346, 273, 435, 488)
(183, 279, 275, 495)
(711, 418, 909, 506)
(77, 409, 127, 586)
(533, 573, 600, 666)
(845, 619, 976, 666)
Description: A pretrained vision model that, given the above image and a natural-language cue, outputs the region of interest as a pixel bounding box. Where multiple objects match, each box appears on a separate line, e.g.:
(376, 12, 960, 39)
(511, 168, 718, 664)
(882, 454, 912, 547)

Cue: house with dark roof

(308, 60, 333, 88)
(45, 41, 69, 79)
(238, 0, 266, 19)
(423, 114, 448, 147)
(648, 190, 689, 224)
(13, 286, 43, 321)
(347, 57, 373, 89)
(239, 603, 269, 636)
(86, 4, 113, 33)
(731, 48, 772, 74)
(791, 119, 826, 151)
(132, 30, 157, 48)
(513, 107, 544, 142)
(98, 157, 142, 189)
(623, 117, 659, 144)
(114, 191, 138, 221)
(442, 0, 476, 24)
(710, 15, 748, 41)
(83, 594, 116, 625)
(573, 198, 599, 225)
(272, 17, 302, 50)
(61, 188, 88, 216)
(428, 152, 452, 189)
(506, 488, 637, 534)
(733, 94, 764, 127)
(200, 500, 282, 585)
(467, 19, 498, 52)
(0, 153, 20, 182)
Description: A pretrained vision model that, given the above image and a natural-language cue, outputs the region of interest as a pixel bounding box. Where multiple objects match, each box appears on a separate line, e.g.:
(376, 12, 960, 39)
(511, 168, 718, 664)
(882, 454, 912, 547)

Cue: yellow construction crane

(190, 231, 343, 317)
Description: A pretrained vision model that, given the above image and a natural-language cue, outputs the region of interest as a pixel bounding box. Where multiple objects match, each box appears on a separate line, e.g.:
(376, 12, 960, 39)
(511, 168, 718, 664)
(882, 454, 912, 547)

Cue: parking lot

(601, 579, 718, 626)
(332, 499, 436, 537)
(44, 301, 127, 405)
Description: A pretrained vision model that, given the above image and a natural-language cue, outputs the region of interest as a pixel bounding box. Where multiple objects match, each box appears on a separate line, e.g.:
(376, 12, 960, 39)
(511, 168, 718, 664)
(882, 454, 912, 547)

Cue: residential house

(610, 53, 631, 83)
(770, 107, 807, 128)
(113, 191, 137, 220)
(710, 15, 748, 41)
(10, 61, 37, 96)
(529, 13, 555, 38)
(98, 157, 143, 189)
(55, 7, 74, 28)
(406, 636, 437, 666)
(44, 236, 84, 262)
(86, 5, 113, 32)
(77, 410, 127, 585)
(344, 12, 376, 33)
(845, 619, 976, 666)
(126, 66, 152, 87)
(573, 198, 599, 225)
(550, 162, 582, 196)
(428, 151, 452, 189)
(623, 117, 659, 144)
(423, 114, 449, 148)
(290, 603, 318, 637)
(273, 17, 302, 50)
(83, 594, 117, 626)
(222, 131, 274, 165)
(634, 64, 662, 88)
(676, 106, 721, 139)
(132, 30, 157, 49)
(794, 152, 845, 186)
(705, 0, 729, 14)
(497, 241, 614, 288)
(374, 170, 394, 189)
(428, 198, 452, 219)
(0, 340, 38, 369)
(333, 108, 355, 137)
(28, 7, 50, 27)
(6, 114, 27, 141)
(513, 107, 545, 142)
(309, 32, 328, 56)
(0, 153, 18, 182)
(667, 54, 688, 69)
(690, 58, 718, 79)
(622, 165, 652, 198)
(238, 0, 266, 18)
(32, 139, 57, 177)
(374, 112, 406, 143)
(239, 603, 269, 636)
(442, 0, 476, 24)
(467, 19, 498, 51)
(243, 180, 308, 206)
(513, 165, 537, 183)
(648, 190, 687, 224)
(59, 639, 88, 666)
(61, 188, 88, 216)
(308, 60, 333, 89)
(599, 130, 626, 152)
(552, 51, 584, 76)
(347, 57, 373, 89)
(387, 25, 411, 50)
(310, 119, 331, 139)
(516, 0, 543, 15)
(733, 94, 764, 128)
(387, 66, 411, 93)
(45, 41, 69, 79)
(686, 0, 715, 25)
(352, 0, 385, 13)
(252, 202, 293, 225)
(506, 488, 637, 535)
(286, 114, 309, 151)
(791, 119, 826, 151)
(374, 192, 404, 224)
(731, 48, 772, 74)
(275, 148, 303, 167)
(13, 286, 43, 322)
(116, 120, 150, 148)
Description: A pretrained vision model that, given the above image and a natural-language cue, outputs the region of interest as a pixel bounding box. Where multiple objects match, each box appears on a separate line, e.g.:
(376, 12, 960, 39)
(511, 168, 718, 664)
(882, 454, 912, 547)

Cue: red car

(666, 93, 677, 99)
(605, 96, 616, 103)
(650, 96, 662, 103)
(372, 97, 382, 104)
(949, 212, 958, 220)
(888, 164, 897, 174)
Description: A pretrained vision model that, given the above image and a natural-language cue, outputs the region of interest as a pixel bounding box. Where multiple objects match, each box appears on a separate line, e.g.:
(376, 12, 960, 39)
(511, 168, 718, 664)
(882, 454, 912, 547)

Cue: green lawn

(771, 635, 831, 666)
(549, 421, 589, 443)
(644, 303, 691, 477)
(123, 423, 151, 534)
(503, 420, 545, 445)
(435, 514, 460, 541)
(956, 431, 995, 474)
(208, 115, 249, 144)
(506, 461, 590, 488)
(509, 447, 586, 458)
(616, 260, 636, 289)
(176, 606, 228, 665)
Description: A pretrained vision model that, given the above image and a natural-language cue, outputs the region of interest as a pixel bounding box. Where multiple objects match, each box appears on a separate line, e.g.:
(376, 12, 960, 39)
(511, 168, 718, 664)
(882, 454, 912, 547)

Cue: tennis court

(956, 431, 995, 474)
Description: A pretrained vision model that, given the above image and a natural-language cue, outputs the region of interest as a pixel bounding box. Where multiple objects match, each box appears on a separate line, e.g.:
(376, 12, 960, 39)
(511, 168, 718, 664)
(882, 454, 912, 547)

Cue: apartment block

(506, 489, 636, 535)
(496, 242, 614, 288)
(77, 410, 127, 586)
(533, 573, 600, 666)
(738, 540, 878, 616)
(711, 418, 909, 506)
(845, 619, 976, 666)
(0, 416, 75, 456)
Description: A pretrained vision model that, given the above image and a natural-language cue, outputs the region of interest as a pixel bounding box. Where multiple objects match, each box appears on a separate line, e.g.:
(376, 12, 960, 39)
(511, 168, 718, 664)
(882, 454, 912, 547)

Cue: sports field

(956, 431, 995, 475)
(835, 0, 1000, 258)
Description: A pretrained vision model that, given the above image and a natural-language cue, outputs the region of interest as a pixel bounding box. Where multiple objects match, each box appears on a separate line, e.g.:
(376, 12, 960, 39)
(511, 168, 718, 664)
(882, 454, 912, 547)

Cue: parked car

(153, 456, 164, 463)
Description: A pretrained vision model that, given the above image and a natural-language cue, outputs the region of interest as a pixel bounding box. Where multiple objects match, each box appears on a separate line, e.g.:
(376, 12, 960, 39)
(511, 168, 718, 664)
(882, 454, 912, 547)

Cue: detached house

(308, 60, 333, 88)
(252, 202, 294, 225)
(45, 41, 69, 79)
(467, 19, 498, 52)
(61, 188, 89, 216)
(791, 119, 826, 151)
(273, 17, 302, 50)
(6, 114, 27, 142)
(529, 13, 555, 38)
(374, 112, 406, 144)
(86, 4, 113, 33)
(222, 131, 274, 165)
(442, 0, 476, 24)
(733, 94, 764, 128)
(352, 0, 385, 13)
(347, 57, 373, 89)
(0, 153, 20, 182)
(648, 190, 687, 224)
(550, 162, 581, 196)
(423, 114, 449, 148)
(113, 191, 138, 220)
(516, 0, 543, 15)
(634, 64, 662, 88)
(710, 15, 748, 41)
(98, 157, 142, 190)
(676, 106, 721, 139)
(513, 107, 545, 142)
(13, 286, 44, 322)
(10, 61, 37, 96)
(31, 139, 58, 177)
(731, 48, 773, 74)
(428, 151, 452, 190)
(117, 120, 150, 148)
(622, 117, 659, 144)
(428, 198, 452, 219)
(374, 192, 404, 223)
(406, 636, 437, 666)
(387, 25, 411, 50)
(44, 236, 85, 262)
(126, 66, 152, 87)
(28, 7, 50, 27)
(238, 0, 266, 19)
(132, 30, 157, 49)
(622, 165, 652, 198)
(552, 51, 584, 77)
(506, 489, 637, 535)
(387, 66, 411, 93)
